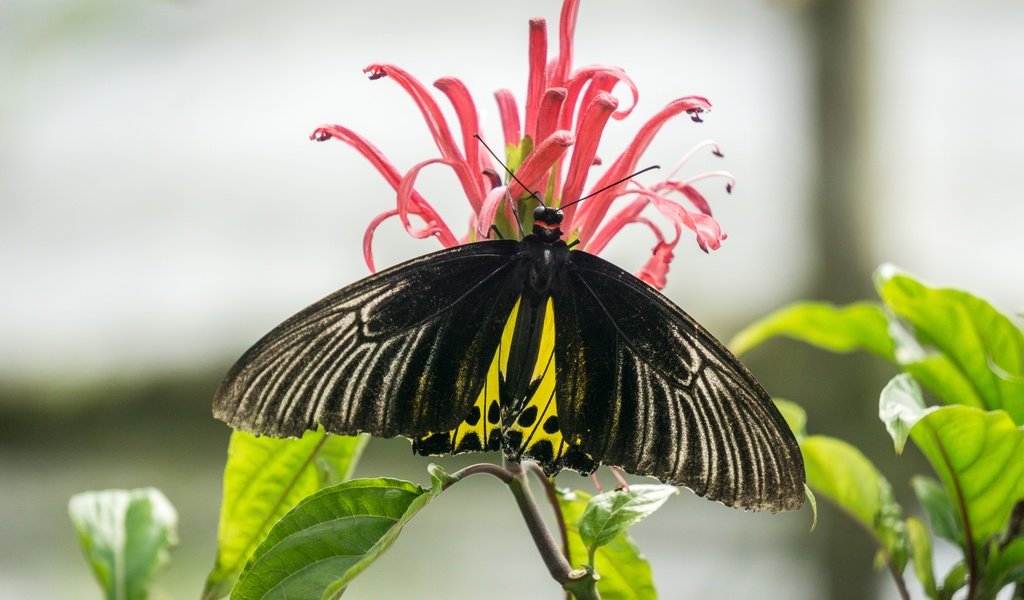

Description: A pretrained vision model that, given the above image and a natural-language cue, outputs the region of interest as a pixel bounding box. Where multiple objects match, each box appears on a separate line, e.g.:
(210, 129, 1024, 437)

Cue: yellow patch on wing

(413, 299, 520, 456)
(505, 298, 576, 470)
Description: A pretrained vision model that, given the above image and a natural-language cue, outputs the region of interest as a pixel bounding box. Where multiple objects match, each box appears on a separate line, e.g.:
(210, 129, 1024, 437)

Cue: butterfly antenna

(560, 165, 661, 210)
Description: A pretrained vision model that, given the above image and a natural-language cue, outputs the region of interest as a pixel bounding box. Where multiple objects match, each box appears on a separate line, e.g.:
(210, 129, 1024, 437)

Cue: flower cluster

(311, 0, 734, 290)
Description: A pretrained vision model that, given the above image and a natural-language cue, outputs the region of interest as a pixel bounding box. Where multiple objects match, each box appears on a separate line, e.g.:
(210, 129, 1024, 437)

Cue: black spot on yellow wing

(411, 299, 522, 457)
(503, 298, 595, 476)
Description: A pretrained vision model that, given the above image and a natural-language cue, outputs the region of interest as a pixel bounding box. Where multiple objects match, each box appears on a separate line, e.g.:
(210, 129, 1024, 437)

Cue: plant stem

(446, 461, 599, 598)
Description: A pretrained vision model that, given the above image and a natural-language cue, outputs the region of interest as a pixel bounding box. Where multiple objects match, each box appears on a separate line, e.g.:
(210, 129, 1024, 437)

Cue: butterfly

(213, 204, 805, 511)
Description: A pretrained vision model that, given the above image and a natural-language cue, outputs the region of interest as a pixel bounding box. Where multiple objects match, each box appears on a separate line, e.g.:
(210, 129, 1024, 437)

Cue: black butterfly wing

(214, 240, 522, 440)
(553, 251, 805, 511)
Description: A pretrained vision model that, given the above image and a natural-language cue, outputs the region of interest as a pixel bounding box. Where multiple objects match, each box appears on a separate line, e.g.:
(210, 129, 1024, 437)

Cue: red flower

(310, 0, 734, 289)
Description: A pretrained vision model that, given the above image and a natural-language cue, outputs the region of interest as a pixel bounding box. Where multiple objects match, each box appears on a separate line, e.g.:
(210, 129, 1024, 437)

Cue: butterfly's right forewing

(214, 241, 522, 440)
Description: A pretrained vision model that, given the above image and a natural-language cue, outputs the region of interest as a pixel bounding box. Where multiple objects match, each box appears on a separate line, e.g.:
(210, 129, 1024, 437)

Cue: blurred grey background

(1, 0, 1021, 598)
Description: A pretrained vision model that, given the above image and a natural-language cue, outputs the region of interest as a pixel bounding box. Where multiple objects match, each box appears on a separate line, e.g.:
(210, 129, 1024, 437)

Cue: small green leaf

(773, 398, 807, 440)
(232, 478, 437, 599)
(875, 265, 1024, 423)
(203, 430, 367, 600)
(558, 488, 657, 600)
(905, 516, 939, 599)
(730, 301, 895, 359)
(69, 488, 178, 600)
(911, 476, 964, 548)
(801, 434, 907, 569)
(578, 485, 676, 560)
(939, 561, 967, 600)
(879, 374, 938, 454)
(978, 537, 1024, 597)
(907, 404, 1024, 545)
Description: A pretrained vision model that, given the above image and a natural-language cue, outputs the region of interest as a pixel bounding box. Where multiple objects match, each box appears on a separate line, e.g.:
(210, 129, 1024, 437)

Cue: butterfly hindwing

(214, 241, 522, 440)
(552, 250, 805, 511)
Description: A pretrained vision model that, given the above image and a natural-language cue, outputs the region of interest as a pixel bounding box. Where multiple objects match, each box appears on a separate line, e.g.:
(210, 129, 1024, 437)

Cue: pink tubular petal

(636, 236, 679, 290)
(535, 88, 567, 146)
(524, 18, 549, 140)
(362, 209, 400, 273)
(494, 89, 522, 147)
(552, 0, 580, 86)
(476, 185, 510, 238)
(583, 195, 649, 255)
(560, 92, 618, 225)
(507, 130, 575, 200)
(364, 64, 482, 208)
(573, 96, 712, 242)
(396, 158, 461, 247)
(561, 66, 638, 129)
(434, 76, 489, 202)
(653, 181, 714, 216)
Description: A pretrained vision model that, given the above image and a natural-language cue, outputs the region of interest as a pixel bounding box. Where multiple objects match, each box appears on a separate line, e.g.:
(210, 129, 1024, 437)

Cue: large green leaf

(68, 488, 178, 600)
(910, 405, 1024, 545)
(558, 489, 657, 600)
(577, 485, 676, 563)
(800, 434, 908, 570)
(875, 265, 1024, 423)
(882, 375, 1024, 545)
(729, 301, 895, 360)
(231, 477, 438, 599)
(203, 430, 367, 599)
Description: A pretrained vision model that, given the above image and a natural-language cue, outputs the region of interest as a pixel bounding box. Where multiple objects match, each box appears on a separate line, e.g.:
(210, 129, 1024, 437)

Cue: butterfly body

(215, 207, 805, 511)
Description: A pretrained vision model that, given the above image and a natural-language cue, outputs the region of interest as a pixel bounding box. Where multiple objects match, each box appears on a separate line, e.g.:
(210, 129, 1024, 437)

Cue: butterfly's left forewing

(214, 241, 522, 440)
(553, 251, 805, 511)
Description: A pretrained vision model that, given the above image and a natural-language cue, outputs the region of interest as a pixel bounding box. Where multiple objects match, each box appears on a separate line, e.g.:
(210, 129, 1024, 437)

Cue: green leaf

(905, 516, 939, 599)
(907, 403, 1024, 545)
(578, 485, 676, 561)
(801, 434, 908, 570)
(901, 353, 986, 411)
(232, 477, 436, 600)
(730, 301, 895, 360)
(875, 265, 1024, 423)
(773, 398, 807, 440)
(978, 537, 1024, 597)
(939, 561, 967, 600)
(559, 488, 657, 600)
(911, 476, 964, 548)
(879, 374, 938, 454)
(68, 488, 178, 600)
(203, 430, 367, 600)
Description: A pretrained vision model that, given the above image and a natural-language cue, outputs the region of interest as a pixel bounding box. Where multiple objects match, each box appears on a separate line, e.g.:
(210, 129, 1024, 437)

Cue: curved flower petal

(494, 89, 522, 147)
(573, 96, 712, 243)
(362, 209, 400, 273)
(584, 195, 649, 255)
(552, 0, 581, 86)
(507, 130, 575, 201)
(535, 87, 568, 146)
(476, 185, 512, 239)
(396, 157, 461, 246)
(434, 77, 490, 203)
(364, 64, 482, 208)
(560, 92, 618, 223)
(636, 231, 681, 290)
(524, 18, 549, 139)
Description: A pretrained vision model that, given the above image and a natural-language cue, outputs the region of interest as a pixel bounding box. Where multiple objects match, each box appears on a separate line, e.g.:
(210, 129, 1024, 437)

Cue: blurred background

(2, 0, 1022, 598)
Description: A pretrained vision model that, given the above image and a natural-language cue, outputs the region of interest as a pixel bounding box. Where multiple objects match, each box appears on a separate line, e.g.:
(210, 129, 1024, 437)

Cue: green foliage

(232, 476, 440, 599)
(203, 429, 367, 599)
(577, 485, 677, 565)
(731, 301, 895, 360)
(775, 400, 908, 571)
(558, 488, 658, 600)
(68, 488, 178, 600)
(738, 266, 1024, 598)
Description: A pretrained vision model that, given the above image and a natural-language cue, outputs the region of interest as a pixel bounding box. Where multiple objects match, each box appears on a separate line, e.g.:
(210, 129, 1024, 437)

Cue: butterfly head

(531, 206, 564, 243)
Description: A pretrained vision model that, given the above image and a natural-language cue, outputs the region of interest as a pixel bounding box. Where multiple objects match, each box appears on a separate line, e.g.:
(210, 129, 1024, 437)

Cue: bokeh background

(2, 0, 1022, 598)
